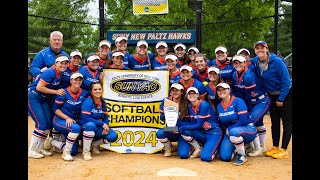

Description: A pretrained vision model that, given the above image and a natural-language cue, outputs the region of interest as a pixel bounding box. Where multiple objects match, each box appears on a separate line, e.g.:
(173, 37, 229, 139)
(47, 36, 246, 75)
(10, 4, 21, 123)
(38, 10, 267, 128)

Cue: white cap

(115, 36, 128, 43)
(174, 43, 186, 50)
(87, 55, 100, 62)
(216, 83, 230, 89)
(232, 55, 246, 62)
(70, 51, 82, 58)
(188, 47, 199, 54)
(208, 66, 220, 74)
(170, 83, 184, 90)
(99, 40, 111, 48)
(165, 54, 178, 61)
(215, 46, 227, 53)
(186, 87, 199, 94)
(55, 55, 69, 63)
(137, 40, 148, 48)
(180, 65, 193, 72)
(155, 41, 168, 48)
(112, 52, 125, 57)
(70, 72, 83, 79)
(237, 48, 250, 56)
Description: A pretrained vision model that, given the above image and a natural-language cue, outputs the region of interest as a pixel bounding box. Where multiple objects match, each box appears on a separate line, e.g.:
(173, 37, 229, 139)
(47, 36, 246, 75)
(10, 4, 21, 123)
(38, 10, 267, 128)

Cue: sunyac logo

(110, 78, 161, 96)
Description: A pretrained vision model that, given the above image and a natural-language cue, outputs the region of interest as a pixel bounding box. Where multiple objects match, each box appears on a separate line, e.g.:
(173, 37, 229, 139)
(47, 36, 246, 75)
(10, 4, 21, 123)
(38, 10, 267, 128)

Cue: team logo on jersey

(110, 78, 161, 96)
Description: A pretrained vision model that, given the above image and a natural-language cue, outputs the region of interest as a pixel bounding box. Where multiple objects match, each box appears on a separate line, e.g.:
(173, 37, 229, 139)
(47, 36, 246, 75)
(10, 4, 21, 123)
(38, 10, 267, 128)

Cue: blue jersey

(79, 97, 109, 127)
(53, 87, 89, 121)
(29, 66, 63, 98)
(179, 78, 207, 98)
(78, 66, 102, 92)
(211, 59, 235, 83)
(29, 46, 69, 77)
(109, 51, 130, 69)
(159, 96, 190, 127)
(152, 57, 167, 70)
(193, 66, 210, 83)
(232, 68, 267, 112)
(205, 83, 221, 107)
(251, 53, 292, 102)
(183, 100, 220, 131)
(169, 69, 181, 85)
(60, 65, 81, 88)
(217, 95, 251, 131)
(128, 53, 155, 70)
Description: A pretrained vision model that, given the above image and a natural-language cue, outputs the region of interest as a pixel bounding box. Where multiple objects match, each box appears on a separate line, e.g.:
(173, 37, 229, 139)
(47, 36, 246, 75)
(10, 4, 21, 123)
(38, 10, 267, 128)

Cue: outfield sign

(107, 30, 196, 44)
(133, 0, 168, 15)
(101, 69, 169, 153)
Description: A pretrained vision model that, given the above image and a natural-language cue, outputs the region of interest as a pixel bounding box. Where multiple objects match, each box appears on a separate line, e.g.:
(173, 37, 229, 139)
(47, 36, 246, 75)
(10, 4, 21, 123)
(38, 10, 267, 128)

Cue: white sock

(230, 136, 245, 155)
(257, 125, 266, 145)
(252, 135, 261, 151)
(64, 132, 79, 153)
(181, 135, 201, 149)
(158, 138, 171, 148)
(83, 131, 95, 153)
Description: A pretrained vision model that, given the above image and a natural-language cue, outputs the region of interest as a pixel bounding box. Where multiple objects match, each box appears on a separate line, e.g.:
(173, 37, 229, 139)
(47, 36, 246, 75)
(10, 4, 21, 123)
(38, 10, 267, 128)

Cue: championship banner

(101, 69, 169, 153)
(133, 0, 168, 15)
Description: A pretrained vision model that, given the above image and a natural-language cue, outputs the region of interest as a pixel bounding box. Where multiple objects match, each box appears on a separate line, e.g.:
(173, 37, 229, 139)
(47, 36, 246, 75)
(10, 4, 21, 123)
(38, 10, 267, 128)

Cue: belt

(31, 90, 47, 98)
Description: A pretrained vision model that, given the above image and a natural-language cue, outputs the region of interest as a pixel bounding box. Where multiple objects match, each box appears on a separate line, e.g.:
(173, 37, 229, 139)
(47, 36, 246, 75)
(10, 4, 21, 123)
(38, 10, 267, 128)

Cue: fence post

(99, 0, 105, 41)
(196, 0, 202, 51)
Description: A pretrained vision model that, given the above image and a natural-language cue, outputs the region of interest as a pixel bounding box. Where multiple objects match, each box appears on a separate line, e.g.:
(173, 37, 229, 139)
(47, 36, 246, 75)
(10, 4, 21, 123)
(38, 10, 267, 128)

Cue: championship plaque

(163, 98, 179, 132)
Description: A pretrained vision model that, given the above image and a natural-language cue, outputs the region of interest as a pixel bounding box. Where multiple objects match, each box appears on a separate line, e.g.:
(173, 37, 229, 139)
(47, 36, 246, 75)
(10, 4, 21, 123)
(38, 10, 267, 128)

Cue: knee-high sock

(52, 128, 61, 141)
(64, 132, 79, 153)
(82, 131, 95, 153)
(181, 135, 200, 149)
(158, 138, 171, 149)
(257, 125, 266, 145)
(230, 136, 245, 155)
(51, 140, 66, 150)
(252, 134, 261, 151)
(28, 128, 47, 152)
(92, 139, 103, 147)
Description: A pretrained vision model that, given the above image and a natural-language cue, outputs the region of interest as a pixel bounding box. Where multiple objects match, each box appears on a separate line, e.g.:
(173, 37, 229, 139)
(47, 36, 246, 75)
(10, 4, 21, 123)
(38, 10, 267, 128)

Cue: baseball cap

(70, 72, 83, 80)
(180, 65, 193, 72)
(137, 40, 148, 48)
(237, 48, 250, 56)
(112, 51, 125, 57)
(155, 41, 168, 48)
(70, 51, 82, 58)
(99, 40, 111, 48)
(115, 36, 128, 43)
(170, 83, 184, 91)
(165, 54, 178, 61)
(87, 55, 100, 62)
(254, 41, 268, 48)
(232, 55, 246, 62)
(216, 83, 230, 89)
(208, 66, 220, 74)
(186, 87, 199, 94)
(55, 55, 69, 63)
(215, 46, 227, 53)
(174, 43, 186, 50)
(188, 47, 199, 54)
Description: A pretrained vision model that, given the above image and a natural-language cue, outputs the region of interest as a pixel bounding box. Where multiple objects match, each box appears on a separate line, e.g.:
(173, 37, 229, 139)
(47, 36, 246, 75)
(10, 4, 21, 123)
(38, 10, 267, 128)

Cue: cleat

(265, 146, 278, 157)
(248, 150, 263, 157)
(28, 150, 44, 159)
(83, 152, 92, 161)
(272, 148, 289, 159)
(91, 145, 100, 154)
(61, 152, 73, 161)
(164, 146, 173, 157)
(43, 136, 53, 150)
(37, 148, 52, 156)
(190, 148, 202, 158)
(234, 154, 247, 166)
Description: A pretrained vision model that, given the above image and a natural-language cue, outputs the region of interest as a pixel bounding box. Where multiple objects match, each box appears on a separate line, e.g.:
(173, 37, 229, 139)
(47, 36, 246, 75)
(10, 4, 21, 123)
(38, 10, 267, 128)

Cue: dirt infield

(28, 115, 292, 180)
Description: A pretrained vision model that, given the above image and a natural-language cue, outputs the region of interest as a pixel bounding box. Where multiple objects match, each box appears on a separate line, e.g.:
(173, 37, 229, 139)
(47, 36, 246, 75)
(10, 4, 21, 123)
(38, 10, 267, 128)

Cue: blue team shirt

(183, 100, 220, 131)
(179, 78, 207, 98)
(128, 53, 155, 70)
(79, 97, 109, 127)
(152, 57, 167, 70)
(211, 59, 235, 83)
(53, 87, 89, 120)
(205, 83, 221, 107)
(78, 66, 102, 92)
(193, 66, 210, 83)
(60, 65, 81, 88)
(216, 95, 251, 132)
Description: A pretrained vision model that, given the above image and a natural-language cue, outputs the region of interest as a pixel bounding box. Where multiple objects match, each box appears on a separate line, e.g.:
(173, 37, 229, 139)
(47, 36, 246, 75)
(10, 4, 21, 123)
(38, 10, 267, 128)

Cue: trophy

(163, 98, 179, 132)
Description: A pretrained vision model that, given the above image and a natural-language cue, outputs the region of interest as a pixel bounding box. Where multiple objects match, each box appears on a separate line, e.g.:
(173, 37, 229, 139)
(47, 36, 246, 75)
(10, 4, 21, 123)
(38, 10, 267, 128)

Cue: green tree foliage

(28, 0, 98, 58)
